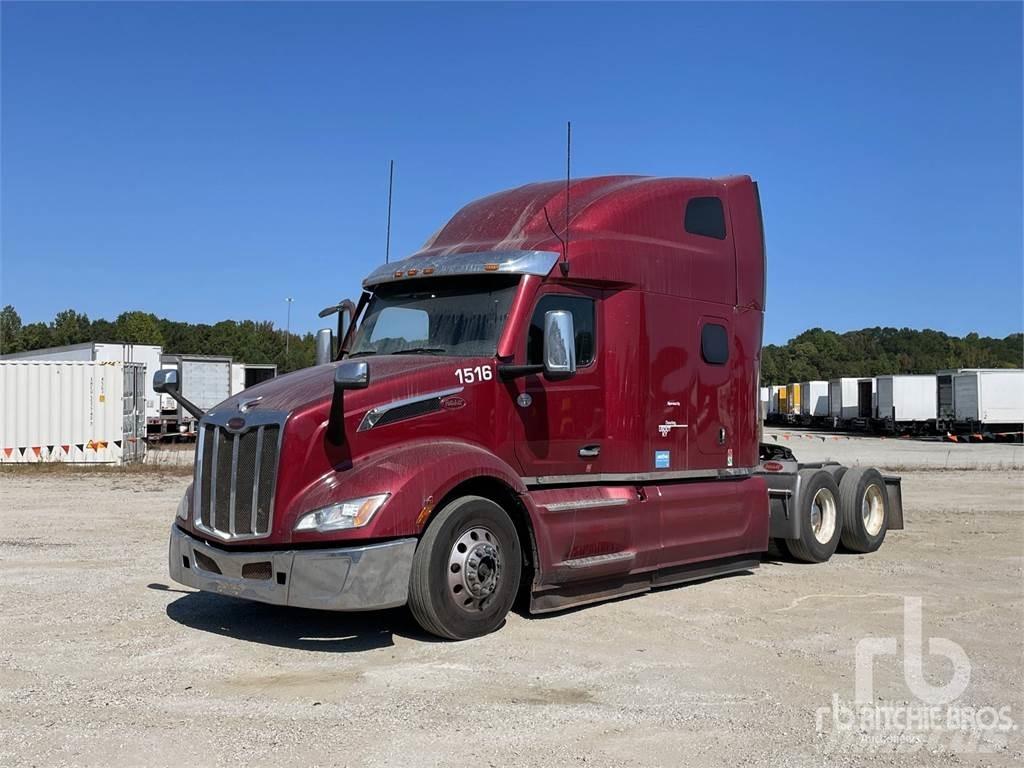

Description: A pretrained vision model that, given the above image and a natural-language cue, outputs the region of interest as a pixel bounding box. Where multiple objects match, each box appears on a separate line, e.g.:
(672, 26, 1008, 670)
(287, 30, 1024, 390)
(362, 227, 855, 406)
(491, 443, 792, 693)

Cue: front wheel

(408, 495, 521, 640)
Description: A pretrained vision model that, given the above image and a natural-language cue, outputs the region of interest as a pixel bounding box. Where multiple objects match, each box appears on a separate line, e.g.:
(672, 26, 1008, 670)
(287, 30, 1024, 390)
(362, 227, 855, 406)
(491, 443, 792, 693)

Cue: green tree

(0, 305, 23, 353)
(115, 311, 165, 345)
(52, 309, 91, 346)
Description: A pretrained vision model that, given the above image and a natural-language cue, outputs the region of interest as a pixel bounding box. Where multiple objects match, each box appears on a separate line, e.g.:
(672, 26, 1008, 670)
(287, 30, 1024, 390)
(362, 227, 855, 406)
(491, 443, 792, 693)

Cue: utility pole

(285, 297, 293, 365)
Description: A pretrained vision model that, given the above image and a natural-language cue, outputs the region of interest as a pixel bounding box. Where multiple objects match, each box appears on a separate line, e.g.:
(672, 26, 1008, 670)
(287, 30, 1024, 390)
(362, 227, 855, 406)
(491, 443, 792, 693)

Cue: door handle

(578, 444, 601, 458)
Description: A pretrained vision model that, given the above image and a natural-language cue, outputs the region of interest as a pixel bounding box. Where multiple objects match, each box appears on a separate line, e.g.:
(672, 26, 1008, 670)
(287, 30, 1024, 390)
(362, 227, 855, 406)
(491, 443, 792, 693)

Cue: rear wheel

(785, 469, 842, 563)
(408, 495, 521, 640)
(838, 467, 889, 553)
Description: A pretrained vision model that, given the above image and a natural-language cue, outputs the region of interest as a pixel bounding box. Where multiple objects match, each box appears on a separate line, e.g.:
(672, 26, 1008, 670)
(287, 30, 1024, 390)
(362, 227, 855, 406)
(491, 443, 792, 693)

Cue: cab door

(511, 290, 604, 478)
(689, 313, 736, 471)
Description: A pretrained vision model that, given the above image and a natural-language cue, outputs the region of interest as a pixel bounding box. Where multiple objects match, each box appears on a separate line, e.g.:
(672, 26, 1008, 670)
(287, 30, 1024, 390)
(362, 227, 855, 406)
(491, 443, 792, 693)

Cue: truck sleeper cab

(163, 175, 903, 639)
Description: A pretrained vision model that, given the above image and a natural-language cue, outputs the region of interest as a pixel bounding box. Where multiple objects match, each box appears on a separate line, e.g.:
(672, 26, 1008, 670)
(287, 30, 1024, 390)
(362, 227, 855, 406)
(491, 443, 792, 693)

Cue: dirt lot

(2, 452, 1022, 766)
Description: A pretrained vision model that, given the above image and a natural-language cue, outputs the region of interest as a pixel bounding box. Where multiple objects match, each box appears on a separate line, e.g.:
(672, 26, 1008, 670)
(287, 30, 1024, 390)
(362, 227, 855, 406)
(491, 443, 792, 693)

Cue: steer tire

(408, 495, 521, 640)
(785, 469, 843, 563)
(838, 467, 889, 553)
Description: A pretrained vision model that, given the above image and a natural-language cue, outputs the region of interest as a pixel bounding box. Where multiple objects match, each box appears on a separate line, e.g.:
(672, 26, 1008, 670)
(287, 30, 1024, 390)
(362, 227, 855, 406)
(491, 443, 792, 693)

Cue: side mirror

(326, 361, 370, 445)
(315, 328, 334, 366)
(334, 361, 370, 390)
(153, 368, 179, 394)
(543, 310, 576, 379)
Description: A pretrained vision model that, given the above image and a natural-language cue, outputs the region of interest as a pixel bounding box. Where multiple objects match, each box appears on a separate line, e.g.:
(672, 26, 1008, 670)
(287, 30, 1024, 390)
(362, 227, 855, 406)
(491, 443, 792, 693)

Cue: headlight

(176, 490, 191, 521)
(294, 494, 390, 533)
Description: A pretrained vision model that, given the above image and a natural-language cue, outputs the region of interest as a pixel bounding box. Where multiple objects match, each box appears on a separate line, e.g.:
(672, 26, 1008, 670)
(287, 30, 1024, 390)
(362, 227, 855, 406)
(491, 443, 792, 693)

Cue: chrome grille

(194, 412, 284, 541)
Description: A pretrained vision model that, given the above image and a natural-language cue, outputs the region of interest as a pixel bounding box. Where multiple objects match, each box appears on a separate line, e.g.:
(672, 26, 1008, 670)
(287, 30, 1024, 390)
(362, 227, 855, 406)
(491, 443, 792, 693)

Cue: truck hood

(211, 356, 465, 417)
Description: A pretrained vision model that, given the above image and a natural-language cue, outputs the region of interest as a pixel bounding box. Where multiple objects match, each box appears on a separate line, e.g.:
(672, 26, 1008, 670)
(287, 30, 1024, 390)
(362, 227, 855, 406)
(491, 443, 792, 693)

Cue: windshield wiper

(391, 347, 448, 355)
(347, 350, 378, 358)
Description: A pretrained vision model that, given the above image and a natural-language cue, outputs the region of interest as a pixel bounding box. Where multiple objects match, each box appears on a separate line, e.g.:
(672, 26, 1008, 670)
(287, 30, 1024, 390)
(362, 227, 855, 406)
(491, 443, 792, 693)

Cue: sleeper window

(685, 197, 727, 240)
(701, 323, 729, 365)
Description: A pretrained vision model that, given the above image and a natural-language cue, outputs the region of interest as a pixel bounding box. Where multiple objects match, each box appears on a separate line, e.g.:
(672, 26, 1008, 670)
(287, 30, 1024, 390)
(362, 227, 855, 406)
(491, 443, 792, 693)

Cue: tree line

(0, 305, 1020, 380)
(761, 327, 1022, 384)
(0, 305, 317, 372)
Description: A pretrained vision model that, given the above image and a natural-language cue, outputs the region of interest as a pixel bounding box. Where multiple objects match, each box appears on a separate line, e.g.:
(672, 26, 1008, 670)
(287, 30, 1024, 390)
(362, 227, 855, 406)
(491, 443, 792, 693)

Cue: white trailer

(769, 385, 783, 415)
(799, 380, 829, 420)
(952, 369, 1024, 432)
(0, 361, 146, 464)
(230, 363, 278, 396)
(829, 378, 860, 422)
(159, 354, 232, 434)
(856, 378, 877, 422)
(875, 375, 937, 432)
(0, 342, 163, 430)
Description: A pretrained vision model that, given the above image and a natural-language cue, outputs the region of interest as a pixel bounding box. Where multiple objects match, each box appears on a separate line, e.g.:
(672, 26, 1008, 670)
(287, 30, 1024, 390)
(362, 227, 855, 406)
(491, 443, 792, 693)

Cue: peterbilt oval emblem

(762, 461, 784, 472)
(441, 395, 466, 411)
(227, 417, 246, 431)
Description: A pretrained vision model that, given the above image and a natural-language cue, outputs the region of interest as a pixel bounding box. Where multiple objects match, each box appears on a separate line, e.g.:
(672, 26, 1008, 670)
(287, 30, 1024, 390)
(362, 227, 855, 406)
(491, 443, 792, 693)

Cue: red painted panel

(653, 475, 769, 567)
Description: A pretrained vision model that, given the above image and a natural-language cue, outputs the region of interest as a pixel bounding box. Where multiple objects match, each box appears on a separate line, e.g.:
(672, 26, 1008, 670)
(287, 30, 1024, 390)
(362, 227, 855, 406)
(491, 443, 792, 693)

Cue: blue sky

(2, 1, 1021, 344)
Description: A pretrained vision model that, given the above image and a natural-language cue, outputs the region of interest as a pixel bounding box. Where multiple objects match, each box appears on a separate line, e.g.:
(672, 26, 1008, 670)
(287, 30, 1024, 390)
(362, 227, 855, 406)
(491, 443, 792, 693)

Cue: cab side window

(526, 295, 596, 366)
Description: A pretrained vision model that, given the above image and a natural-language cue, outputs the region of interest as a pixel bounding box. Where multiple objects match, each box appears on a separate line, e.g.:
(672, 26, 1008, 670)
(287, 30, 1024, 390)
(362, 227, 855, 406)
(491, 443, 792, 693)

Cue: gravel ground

(1, 456, 1022, 766)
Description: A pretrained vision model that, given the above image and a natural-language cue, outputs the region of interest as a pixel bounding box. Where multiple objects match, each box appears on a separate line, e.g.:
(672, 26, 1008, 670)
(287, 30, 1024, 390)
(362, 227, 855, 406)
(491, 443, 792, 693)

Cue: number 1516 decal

(455, 366, 493, 384)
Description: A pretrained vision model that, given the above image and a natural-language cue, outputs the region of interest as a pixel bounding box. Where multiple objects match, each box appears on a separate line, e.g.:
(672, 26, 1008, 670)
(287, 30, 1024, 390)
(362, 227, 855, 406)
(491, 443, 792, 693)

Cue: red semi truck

(157, 175, 904, 639)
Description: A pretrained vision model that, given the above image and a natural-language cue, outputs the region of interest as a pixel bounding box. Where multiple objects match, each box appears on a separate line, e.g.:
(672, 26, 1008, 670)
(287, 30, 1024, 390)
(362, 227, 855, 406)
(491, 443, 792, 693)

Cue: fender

(286, 439, 529, 544)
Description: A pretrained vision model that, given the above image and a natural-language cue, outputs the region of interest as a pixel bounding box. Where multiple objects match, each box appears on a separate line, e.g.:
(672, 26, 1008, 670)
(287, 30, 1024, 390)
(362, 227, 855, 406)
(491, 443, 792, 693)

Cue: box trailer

(952, 369, 1024, 433)
(230, 363, 278, 396)
(936, 370, 958, 429)
(159, 173, 903, 641)
(798, 380, 829, 421)
(159, 355, 232, 435)
(0, 360, 146, 464)
(875, 375, 937, 433)
(787, 383, 802, 419)
(0, 342, 163, 431)
(855, 378, 876, 424)
(828, 378, 860, 423)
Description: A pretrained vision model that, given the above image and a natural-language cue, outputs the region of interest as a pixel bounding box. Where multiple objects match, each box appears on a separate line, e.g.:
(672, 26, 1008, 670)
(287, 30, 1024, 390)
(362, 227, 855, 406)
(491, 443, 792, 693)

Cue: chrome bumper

(168, 525, 416, 611)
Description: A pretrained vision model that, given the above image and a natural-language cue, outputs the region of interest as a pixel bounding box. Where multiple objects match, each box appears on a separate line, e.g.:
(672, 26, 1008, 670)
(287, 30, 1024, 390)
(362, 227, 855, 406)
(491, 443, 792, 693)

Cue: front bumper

(168, 525, 417, 611)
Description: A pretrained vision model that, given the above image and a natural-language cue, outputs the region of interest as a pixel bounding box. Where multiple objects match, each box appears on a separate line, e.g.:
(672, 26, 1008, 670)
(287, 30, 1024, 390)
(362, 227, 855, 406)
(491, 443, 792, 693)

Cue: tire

(784, 469, 843, 563)
(838, 467, 888, 553)
(821, 464, 848, 486)
(408, 495, 521, 640)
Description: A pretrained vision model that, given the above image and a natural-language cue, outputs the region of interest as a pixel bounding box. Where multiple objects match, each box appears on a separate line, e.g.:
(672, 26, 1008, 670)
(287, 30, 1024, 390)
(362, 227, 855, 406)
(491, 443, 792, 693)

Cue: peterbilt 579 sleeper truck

(157, 175, 904, 640)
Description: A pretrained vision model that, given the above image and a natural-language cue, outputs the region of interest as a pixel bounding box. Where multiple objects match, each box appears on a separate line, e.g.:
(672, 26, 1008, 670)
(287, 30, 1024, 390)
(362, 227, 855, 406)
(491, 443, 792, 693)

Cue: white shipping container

(829, 378, 860, 420)
(799, 381, 829, 417)
(0, 342, 163, 426)
(953, 370, 1024, 426)
(0, 361, 146, 464)
(876, 375, 938, 422)
(769, 385, 783, 415)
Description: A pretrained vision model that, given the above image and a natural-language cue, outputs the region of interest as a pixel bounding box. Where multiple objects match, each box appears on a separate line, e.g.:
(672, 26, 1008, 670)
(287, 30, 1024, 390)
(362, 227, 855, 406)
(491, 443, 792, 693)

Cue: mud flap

(882, 475, 905, 530)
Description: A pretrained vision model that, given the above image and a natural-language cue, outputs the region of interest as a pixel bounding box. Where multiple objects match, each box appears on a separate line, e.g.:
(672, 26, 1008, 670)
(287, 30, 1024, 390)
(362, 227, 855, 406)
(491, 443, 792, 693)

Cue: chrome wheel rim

(447, 527, 501, 612)
(810, 488, 837, 544)
(862, 484, 885, 537)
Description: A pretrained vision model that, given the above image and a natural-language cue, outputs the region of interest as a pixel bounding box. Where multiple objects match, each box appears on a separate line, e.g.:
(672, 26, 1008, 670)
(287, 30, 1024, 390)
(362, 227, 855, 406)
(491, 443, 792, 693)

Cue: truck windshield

(349, 276, 520, 357)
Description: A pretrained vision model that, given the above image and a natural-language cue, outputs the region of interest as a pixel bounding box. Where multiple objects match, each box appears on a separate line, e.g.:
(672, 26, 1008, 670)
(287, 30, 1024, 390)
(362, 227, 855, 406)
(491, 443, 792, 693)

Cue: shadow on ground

(160, 586, 437, 653)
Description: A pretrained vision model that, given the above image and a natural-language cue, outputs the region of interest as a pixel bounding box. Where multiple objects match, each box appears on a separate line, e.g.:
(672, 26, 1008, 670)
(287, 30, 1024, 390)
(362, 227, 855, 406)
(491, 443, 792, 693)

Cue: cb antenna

(561, 121, 571, 276)
(385, 159, 394, 264)
(543, 121, 572, 277)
